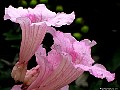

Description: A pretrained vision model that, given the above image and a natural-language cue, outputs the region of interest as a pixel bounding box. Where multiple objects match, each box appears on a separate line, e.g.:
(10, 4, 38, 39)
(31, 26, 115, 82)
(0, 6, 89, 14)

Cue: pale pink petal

(75, 64, 115, 82)
(59, 85, 69, 90)
(4, 5, 28, 22)
(47, 49, 62, 70)
(11, 85, 22, 90)
(51, 31, 75, 52)
(33, 4, 56, 21)
(23, 4, 56, 23)
(73, 39, 96, 65)
(51, 30, 76, 43)
(46, 12, 75, 27)
(27, 47, 53, 90)
(35, 44, 46, 57)
(46, 26, 57, 36)
(24, 65, 40, 86)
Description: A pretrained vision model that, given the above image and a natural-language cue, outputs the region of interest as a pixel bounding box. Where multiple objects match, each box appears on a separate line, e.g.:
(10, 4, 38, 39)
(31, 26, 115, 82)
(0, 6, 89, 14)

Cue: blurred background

(0, 0, 120, 90)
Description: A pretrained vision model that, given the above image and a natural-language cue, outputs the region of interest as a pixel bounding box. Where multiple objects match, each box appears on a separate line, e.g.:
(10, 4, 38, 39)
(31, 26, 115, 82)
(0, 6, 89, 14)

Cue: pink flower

(4, 4, 75, 82)
(50, 30, 115, 82)
(12, 30, 115, 90)
(12, 45, 81, 90)
(4, 4, 75, 27)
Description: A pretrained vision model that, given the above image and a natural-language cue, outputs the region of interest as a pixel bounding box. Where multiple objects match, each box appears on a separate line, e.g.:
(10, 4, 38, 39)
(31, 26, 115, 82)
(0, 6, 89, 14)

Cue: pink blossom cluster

(4, 4, 115, 90)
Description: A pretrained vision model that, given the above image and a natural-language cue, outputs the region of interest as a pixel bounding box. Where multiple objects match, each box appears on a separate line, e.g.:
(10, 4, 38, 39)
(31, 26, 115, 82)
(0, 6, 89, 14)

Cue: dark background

(0, 0, 120, 90)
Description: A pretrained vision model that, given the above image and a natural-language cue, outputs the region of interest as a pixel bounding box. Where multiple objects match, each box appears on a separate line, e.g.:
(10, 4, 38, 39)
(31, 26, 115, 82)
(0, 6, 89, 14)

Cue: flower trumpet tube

(4, 4, 75, 82)
(11, 18, 47, 82)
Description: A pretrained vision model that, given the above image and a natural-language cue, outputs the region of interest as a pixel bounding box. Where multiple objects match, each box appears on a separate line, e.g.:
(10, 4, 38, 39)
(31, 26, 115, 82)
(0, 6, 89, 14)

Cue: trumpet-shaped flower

(11, 45, 83, 90)
(51, 30, 115, 82)
(4, 4, 75, 27)
(4, 4, 75, 82)
(11, 30, 115, 90)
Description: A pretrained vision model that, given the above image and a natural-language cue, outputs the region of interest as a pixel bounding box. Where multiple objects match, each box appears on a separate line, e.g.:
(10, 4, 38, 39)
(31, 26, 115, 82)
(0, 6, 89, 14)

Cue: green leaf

(3, 29, 21, 40)
(3, 34, 21, 40)
(0, 69, 11, 80)
(69, 85, 81, 90)
(106, 48, 120, 71)
(89, 80, 103, 90)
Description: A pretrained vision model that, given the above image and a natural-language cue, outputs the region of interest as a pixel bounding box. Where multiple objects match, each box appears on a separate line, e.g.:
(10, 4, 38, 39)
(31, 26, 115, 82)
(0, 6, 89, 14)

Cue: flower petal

(46, 12, 75, 27)
(59, 85, 69, 90)
(4, 5, 28, 22)
(51, 31, 75, 53)
(76, 64, 115, 82)
(27, 47, 53, 90)
(11, 85, 22, 90)
(24, 65, 40, 86)
(73, 39, 96, 65)
(33, 4, 56, 21)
